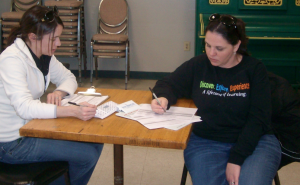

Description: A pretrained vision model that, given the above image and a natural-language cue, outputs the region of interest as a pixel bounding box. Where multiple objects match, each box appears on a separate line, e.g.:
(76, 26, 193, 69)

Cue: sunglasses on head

(209, 13, 237, 29)
(41, 6, 58, 22)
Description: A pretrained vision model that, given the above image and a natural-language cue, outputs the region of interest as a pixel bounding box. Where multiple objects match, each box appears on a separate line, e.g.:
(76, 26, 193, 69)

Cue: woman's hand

(56, 102, 97, 121)
(150, 97, 168, 114)
(47, 90, 67, 106)
(74, 102, 97, 121)
(226, 163, 241, 185)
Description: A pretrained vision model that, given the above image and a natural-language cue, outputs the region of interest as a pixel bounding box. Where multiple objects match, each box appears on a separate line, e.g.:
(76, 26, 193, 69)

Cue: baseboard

(71, 70, 171, 80)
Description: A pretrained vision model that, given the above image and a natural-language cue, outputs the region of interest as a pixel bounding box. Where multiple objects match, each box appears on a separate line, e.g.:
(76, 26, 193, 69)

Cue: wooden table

(20, 88, 196, 185)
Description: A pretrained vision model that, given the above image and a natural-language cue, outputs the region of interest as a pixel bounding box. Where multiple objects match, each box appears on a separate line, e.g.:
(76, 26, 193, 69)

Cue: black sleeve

(152, 58, 197, 109)
(228, 62, 273, 165)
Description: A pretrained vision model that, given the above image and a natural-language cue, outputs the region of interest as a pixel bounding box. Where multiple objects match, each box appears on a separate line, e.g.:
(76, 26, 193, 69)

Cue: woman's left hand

(226, 163, 241, 185)
(47, 90, 67, 106)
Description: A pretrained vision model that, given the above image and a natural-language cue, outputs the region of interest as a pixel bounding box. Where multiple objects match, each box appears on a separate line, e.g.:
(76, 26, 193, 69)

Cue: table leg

(114, 144, 124, 185)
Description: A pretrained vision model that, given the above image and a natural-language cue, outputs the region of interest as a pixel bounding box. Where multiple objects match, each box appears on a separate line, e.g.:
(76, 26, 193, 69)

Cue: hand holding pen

(57, 101, 97, 121)
(149, 87, 168, 114)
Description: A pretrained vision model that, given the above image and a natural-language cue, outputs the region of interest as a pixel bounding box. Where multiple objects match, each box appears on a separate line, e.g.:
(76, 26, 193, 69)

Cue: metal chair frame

(90, 0, 130, 89)
(46, 0, 86, 84)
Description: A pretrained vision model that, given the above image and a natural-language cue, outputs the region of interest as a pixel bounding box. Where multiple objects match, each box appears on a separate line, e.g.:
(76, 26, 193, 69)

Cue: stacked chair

(0, 0, 42, 52)
(90, 0, 130, 90)
(44, 0, 86, 84)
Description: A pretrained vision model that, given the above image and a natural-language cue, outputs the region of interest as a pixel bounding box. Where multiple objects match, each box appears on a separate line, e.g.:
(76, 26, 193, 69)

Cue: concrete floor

(45, 77, 300, 185)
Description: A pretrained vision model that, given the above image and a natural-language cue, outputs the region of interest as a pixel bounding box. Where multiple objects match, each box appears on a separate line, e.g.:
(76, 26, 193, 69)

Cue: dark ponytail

(7, 26, 22, 46)
(205, 14, 249, 56)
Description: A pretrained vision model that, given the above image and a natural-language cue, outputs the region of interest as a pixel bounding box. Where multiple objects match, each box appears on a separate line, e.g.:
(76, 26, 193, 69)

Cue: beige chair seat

(60, 34, 78, 39)
(93, 52, 126, 57)
(100, 21, 127, 34)
(57, 46, 77, 50)
(92, 34, 128, 42)
(63, 21, 78, 27)
(45, 1, 83, 8)
(2, 21, 19, 27)
(59, 9, 79, 15)
(2, 34, 9, 39)
(2, 27, 12, 33)
(93, 44, 126, 50)
(62, 28, 78, 34)
(54, 52, 78, 56)
(60, 40, 78, 46)
(1, 12, 23, 19)
(60, 15, 78, 21)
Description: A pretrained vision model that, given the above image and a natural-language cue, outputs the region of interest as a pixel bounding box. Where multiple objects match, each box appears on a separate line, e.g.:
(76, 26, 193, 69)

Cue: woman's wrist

(57, 105, 78, 118)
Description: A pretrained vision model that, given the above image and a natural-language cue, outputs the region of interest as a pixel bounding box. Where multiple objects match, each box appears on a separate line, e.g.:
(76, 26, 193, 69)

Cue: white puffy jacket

(0, 38, 77, 142)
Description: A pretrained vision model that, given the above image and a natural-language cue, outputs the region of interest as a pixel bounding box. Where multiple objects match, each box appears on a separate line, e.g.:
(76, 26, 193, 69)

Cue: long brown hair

(7, 5, 64, 46)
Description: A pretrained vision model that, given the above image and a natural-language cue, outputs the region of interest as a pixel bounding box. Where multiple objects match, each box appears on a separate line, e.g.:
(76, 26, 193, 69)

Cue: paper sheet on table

(61, 94, 109, 106)
(116, 104, 201, 130)
(117, 100, 140, 113)
(141, 116, 202, 130)
(132, 104, 198, 121)
(116, 111, 201, 130)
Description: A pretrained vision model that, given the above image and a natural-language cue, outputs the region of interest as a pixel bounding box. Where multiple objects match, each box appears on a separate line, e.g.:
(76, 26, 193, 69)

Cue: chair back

(98, 0, 128, 35)
(11, 0, 41, 12)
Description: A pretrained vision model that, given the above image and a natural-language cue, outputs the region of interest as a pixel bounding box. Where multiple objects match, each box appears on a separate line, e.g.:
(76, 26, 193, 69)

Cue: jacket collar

(14, 38, 52, 90)
(14, 38, 37, 68)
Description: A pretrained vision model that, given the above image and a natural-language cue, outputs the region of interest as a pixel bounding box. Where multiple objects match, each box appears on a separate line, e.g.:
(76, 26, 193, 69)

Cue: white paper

(132, 104, 197, 121)
(116, 104, 201, 130)
(61, 94, 109, 106)
(117, 100, 140, 113)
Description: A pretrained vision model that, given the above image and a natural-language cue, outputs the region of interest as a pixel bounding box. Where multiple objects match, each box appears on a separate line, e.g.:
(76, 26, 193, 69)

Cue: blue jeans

(184, 133, 281, 185)
(0, 137, 103, 185)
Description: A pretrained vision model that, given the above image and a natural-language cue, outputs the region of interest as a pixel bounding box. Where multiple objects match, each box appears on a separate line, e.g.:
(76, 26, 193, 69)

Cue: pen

(149, 87, 166, 112)
(68, 102, 88, 107)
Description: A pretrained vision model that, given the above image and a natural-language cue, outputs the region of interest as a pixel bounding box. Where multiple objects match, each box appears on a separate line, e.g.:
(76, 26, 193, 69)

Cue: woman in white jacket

(0, 5, 103, 185)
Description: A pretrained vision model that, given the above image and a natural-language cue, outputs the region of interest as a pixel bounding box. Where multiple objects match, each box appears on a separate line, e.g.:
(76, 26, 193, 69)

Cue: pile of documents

(116, 103, 201, 130)
(62, 95, 202, 130)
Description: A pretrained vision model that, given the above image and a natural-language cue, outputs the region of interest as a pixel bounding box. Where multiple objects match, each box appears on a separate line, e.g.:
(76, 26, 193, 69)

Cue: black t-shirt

(153, 54, 273, 165)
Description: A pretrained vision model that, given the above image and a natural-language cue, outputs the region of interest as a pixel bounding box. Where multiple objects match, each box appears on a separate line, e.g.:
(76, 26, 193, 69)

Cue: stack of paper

(116, 104, 201, 130)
